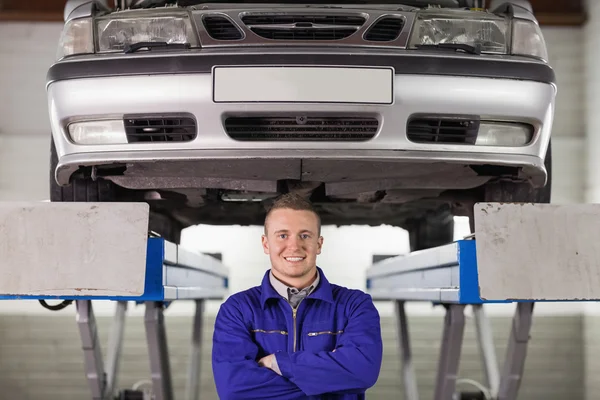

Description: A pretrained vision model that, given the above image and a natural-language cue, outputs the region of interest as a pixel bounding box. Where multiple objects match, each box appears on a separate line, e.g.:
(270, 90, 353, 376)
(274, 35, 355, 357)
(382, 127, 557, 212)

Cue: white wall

(0, 135, 50, 201)
(0, 23, 62, 137)
(0, 21, 588, 318)
(543, 27, 586, 204)
(581, 0, 600, 316)
(585, 0, 600, 203)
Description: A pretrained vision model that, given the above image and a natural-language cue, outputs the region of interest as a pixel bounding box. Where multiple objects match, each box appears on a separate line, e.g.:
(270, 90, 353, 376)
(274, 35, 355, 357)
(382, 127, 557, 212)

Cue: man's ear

(316, 236, 324, 255)
(261, 234, 270, 255)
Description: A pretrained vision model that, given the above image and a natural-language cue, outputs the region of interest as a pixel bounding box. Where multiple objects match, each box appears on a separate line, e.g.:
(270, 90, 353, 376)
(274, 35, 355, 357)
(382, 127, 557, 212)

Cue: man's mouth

(284, 256, 306, 263)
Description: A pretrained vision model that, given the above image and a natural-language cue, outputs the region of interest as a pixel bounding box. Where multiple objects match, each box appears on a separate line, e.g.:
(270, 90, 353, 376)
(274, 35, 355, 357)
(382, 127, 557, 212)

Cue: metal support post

(497, 302, 534, 400)
(105, 301, 128, 398)
(472, 304, 500, 397)
(76, 300, 107, 400)
(145, 301, 174, 400)
(185, 299, 205, 400)
(434, 304, 466, 400)
(395, 300, 419, 400)
(472, 0, 483, 9)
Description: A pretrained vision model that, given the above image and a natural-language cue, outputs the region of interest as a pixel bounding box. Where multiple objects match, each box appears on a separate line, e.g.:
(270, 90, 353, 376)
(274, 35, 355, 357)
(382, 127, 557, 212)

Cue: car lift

(0, 202, 229, 400)
(366, 202, 600, 400)
(0, 202, 597, 400)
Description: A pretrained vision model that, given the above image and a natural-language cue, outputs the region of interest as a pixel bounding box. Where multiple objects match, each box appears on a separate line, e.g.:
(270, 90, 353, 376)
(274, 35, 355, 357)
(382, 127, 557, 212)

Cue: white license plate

(212, 66, 394, 104)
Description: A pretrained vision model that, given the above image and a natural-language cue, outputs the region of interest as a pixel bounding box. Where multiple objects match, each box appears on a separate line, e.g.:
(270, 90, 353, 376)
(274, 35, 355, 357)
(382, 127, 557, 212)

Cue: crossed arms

(211, 294, 383, 399)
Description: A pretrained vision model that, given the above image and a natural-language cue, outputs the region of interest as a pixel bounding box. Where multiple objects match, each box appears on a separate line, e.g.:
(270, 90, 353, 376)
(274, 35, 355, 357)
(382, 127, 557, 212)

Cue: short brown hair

(264, 193, 321, 234)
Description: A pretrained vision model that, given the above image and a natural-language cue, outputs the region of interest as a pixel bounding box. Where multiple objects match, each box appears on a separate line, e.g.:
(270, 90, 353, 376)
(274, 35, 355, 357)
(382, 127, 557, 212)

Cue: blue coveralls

(212, 267, 383, 399)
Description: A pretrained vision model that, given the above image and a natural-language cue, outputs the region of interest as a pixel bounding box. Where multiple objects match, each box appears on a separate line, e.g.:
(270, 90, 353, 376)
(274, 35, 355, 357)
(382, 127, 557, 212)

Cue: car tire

(49, 137, 119, 203)
(484, 139, 552, 204)
(407, 140, 551, 252)
(49, 137, 182, 244)
(407, 207, 455, 252)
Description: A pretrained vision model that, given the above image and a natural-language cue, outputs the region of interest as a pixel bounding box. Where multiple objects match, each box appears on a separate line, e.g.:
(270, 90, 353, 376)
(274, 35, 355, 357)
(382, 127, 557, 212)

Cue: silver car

(47, 0, 555, 250)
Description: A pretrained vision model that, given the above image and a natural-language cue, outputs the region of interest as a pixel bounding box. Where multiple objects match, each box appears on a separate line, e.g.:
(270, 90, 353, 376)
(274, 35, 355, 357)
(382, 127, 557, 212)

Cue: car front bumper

(56, 148, 546, 195)
(47, 52, 556, 188)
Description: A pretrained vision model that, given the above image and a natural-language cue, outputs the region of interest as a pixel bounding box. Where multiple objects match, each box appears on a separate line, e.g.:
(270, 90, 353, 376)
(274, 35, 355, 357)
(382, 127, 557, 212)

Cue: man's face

(262, 208, 323, 285)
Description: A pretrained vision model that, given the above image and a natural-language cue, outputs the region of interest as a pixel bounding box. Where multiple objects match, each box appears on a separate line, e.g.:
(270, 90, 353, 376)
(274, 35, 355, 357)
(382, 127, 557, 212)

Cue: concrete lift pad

(0, 202, 149, 297)
(474, 202, 600, 301)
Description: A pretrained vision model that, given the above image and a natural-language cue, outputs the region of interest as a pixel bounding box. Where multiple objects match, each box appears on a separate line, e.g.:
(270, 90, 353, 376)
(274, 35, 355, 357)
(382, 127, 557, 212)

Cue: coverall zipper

(308, 330, 344, 336)
(251, 329, 288, 335)
(292, 299, 305, 352)
(293, 307, 298, 351)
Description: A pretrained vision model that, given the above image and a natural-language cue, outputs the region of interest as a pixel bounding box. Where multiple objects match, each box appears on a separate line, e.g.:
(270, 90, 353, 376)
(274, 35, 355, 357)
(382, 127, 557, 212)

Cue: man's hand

(258, 354, 283, 375)
(259, 349, 335, 371)
(258, 354, 276, 370)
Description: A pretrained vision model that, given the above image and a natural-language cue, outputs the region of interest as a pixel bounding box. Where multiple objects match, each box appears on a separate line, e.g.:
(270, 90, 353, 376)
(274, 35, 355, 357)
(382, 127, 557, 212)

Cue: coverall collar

(260, 266, 334, 308)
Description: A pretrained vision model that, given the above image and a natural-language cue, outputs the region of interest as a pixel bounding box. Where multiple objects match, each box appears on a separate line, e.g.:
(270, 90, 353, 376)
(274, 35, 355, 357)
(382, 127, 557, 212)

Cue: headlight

(409, 11, 548, 61)
(55, 13, 198, 60)
(56, 17, 94, 60)
(409, 13, 508, 54)
(96, 15, 197, 52)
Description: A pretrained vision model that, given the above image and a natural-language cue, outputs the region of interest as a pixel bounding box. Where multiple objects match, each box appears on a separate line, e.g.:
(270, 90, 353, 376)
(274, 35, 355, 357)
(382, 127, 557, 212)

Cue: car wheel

(49, 137, 182, 244)
(484, 139, 552, 204)
(407, 207, 455, 252)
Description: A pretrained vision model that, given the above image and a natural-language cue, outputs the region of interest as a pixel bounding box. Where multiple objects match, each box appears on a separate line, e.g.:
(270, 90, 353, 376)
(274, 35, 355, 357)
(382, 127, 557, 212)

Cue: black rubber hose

(39, 299, 73, 311)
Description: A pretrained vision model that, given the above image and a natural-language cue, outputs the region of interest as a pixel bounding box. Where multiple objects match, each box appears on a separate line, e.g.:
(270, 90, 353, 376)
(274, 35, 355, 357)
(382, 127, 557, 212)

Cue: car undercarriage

(51, 136, 552, 249)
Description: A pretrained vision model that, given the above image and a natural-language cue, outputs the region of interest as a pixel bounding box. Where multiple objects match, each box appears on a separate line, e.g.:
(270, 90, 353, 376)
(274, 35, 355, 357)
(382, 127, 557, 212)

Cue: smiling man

(212, 193, 383, 400)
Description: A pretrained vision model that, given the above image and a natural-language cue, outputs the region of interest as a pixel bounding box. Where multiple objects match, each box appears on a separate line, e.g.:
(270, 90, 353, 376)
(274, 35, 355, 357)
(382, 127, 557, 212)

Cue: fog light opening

(68, 120, 128, 145)
(475, 122, 534, 146)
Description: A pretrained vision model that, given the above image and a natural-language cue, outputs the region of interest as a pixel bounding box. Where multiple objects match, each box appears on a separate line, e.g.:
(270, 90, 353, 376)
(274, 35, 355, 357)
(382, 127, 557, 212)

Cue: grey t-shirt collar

(269, 269, 320, 308)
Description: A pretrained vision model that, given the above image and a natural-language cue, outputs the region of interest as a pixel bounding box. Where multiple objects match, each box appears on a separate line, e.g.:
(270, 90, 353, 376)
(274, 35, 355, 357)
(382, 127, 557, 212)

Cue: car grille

(224, 116, 379, 141)
(407, 116, 479, 144)
(241, 14, 366, 40)
(202, 15, 243, 40)
(124, 115, 197, 143)
(364, 16, 405, 42)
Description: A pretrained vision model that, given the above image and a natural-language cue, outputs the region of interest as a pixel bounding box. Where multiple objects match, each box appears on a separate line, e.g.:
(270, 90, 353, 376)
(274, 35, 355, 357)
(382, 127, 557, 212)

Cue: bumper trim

(47, 53, 555, 85)
(55, 149, 547, 188)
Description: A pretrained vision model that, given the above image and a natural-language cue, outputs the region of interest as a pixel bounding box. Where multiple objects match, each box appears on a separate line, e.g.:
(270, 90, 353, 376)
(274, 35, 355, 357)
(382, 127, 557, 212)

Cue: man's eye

(301, 234, 310, 239)
(279, 234, 287, 239)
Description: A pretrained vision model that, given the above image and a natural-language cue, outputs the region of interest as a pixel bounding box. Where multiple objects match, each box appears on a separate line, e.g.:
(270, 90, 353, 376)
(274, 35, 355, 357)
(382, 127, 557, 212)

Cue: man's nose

(288, 236, 302, 249)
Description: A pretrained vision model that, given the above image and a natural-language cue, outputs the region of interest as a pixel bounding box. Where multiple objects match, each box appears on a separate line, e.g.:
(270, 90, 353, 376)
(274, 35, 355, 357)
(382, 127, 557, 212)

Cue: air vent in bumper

(407, 116, 479, 144)
(224, 116, 378, 141)
(124, 115, 197, 143)
(364, 16, 405, 42)
(241, 14, 366, 40)
(203, 15, 243, 40)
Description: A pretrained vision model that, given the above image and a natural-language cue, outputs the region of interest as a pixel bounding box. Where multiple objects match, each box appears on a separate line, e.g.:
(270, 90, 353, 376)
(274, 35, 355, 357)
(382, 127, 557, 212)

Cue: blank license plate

(212, 66, 394, 104)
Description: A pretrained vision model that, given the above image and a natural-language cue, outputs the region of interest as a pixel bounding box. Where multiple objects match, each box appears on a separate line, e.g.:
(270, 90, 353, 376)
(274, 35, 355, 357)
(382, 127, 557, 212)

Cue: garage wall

(582, 2, 600, 399)
(543, 27, 586, 205)
(0, 20, 589, 400)
(0, 23, 61, 138)
(0, 312, 584, 400)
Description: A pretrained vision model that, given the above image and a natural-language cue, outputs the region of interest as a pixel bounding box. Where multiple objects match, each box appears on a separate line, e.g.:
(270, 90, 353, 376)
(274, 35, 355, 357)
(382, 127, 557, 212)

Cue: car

(47, 0, 555, 250)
